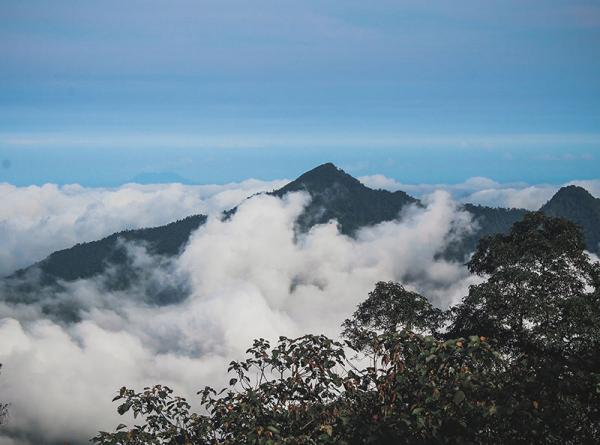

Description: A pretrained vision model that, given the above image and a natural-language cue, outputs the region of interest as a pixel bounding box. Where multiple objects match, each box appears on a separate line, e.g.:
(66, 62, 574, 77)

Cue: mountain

(271, 163, 418, 235)
(6, 164, 418, 285)
(2, 164, 599, 317)
(10, 215, 206, 285)
(540, 185, 600, 252)
(3, 215, 206, 317)
(444, 204, 529, 260)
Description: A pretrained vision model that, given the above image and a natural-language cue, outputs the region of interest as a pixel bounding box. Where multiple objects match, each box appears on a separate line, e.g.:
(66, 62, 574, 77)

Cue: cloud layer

(1, 176, 599, 443)
(0, 179, 287, 276)
(0, 188, 480, 444)
(359, 175, 600, 209)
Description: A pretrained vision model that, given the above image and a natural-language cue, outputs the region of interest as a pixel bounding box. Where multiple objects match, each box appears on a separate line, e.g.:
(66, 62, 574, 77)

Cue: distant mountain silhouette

(3, 215, 206, 318)
(3, 163, 599, 318)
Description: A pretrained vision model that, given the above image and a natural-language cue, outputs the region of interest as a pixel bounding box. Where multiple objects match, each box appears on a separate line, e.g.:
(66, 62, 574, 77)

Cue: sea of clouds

(0, 176, 599, 444)
(0, 179, 288, 277)
(360, 175, 600, 210)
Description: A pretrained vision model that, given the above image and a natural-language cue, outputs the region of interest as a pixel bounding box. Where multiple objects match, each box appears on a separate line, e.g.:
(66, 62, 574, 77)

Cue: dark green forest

(92, 213, 600, 444)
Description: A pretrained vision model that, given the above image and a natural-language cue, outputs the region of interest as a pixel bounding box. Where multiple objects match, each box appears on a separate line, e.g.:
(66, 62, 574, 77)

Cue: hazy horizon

(2, 0, 599, 186)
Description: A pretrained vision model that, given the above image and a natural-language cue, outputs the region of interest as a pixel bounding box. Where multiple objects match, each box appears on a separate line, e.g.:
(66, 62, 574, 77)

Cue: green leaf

(412, 407, 425, 416)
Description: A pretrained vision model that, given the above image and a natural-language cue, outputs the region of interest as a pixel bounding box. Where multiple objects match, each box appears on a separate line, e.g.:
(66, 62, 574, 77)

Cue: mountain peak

(274, 162, 362, 195)
(310, 162, 338, 172)
(541, 185, 600, 253)
(269, 162, 417, 235)
(295, 162, 353, 180)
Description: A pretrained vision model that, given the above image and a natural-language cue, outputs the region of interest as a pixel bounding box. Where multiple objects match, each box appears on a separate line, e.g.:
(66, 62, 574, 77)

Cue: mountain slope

(271, 163, 418, 234)
(10, 215, 207, 285)
(444, 204, 529, 260)
(7, 164, 418, 285)
(540, 185, 600, 252)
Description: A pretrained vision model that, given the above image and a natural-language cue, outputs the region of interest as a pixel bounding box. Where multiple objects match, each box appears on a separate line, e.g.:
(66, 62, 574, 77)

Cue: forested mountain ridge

(444, 204, 530, 260)
(270, 162, 418, 235)
(540, 185, 600, 253)
(9, 214, 207, 285)
(3, 164, 599, 309)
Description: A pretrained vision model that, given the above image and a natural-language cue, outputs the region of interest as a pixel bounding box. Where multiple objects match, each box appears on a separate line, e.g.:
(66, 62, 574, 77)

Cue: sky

(1, 0, 599, 185)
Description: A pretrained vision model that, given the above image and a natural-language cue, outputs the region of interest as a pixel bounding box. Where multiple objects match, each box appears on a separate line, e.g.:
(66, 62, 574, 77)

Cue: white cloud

(2, 168, 598, 282)
(359, 175, 600, 209)
(0, 190, 478, 444)
(2, 172, 599, 443)
(466, 186, 556, 209)
(0, 179, 287, 276)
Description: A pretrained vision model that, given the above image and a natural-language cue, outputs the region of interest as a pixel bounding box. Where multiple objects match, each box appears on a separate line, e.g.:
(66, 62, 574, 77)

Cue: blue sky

(1, 0, 599, 185)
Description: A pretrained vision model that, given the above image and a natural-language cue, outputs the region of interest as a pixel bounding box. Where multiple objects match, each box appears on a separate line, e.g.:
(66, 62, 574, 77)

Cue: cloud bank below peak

(359, 175, 600, 210)
(3, 173, 600, 278)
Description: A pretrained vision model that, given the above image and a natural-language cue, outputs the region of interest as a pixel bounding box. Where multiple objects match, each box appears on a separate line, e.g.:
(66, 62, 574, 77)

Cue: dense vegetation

(93, 213, 600, 444)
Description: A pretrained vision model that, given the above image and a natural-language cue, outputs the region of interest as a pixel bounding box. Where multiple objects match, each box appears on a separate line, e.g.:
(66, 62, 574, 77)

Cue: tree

(94, 333, 518, 445)
(93, 335, 350, 445)
(448, 212, 599, 355)
(341, 281, 443, 351)
(447, 212, 600, 442)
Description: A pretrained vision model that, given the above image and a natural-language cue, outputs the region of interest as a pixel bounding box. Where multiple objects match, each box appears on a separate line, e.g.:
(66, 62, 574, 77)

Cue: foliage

(93, 333, 510, 445)
(446, 212, 600, 442)
(341, 281, 443, 350)
(93, 335, 349, 445)
(449, 211, 599, 352)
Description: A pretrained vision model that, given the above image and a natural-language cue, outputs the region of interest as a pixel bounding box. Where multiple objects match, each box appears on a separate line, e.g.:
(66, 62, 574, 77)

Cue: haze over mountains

(3, 163, 599, 318)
